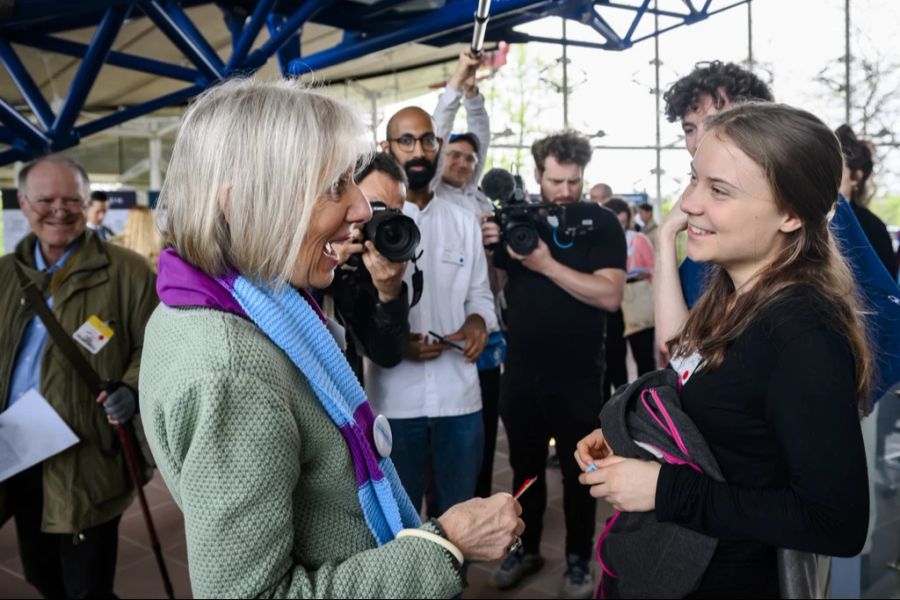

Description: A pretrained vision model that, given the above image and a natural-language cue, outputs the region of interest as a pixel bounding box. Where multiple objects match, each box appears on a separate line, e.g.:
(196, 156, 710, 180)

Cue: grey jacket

(599, 368, 829, 599)
(599, 369, 719, 598)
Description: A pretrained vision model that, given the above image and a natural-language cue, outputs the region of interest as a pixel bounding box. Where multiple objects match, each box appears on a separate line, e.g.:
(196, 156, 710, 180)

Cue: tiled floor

(5, 427, 898, 598)
(0, 425, 612, 599)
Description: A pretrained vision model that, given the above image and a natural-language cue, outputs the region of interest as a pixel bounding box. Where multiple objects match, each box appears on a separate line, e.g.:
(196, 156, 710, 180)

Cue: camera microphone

(481, 167, 517, 204)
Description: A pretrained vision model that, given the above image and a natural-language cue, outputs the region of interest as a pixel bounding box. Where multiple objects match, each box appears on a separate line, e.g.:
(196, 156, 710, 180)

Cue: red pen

(513, 476, 538, 500)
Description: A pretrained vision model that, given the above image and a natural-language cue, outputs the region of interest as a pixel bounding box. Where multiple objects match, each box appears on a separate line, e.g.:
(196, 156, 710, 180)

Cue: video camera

(481, 168, 600, 255)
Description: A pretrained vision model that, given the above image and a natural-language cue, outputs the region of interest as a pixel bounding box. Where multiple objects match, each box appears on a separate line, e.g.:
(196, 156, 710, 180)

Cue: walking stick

(14, 262, 175, 599)
(115, 418, 175, 599)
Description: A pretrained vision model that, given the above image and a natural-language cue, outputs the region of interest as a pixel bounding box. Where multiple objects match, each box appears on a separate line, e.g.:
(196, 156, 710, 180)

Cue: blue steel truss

(0, 0, 749, 166)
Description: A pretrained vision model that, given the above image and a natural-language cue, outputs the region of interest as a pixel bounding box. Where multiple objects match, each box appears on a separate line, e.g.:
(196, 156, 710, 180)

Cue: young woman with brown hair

(577, 103, 870, 597)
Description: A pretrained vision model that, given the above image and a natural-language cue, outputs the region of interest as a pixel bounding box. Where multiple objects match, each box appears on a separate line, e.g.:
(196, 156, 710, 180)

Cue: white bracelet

(396, 528, 464, 565)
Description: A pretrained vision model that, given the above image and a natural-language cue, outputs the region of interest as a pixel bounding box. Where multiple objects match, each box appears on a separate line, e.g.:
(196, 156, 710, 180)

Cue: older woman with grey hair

(139, 78, 524, 598)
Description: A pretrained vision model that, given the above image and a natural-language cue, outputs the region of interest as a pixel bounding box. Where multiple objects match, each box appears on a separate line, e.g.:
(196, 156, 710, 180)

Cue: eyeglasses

(22, 194, 86, 215)
(388, 133, 440, 153)
(447, 150, 478, 165)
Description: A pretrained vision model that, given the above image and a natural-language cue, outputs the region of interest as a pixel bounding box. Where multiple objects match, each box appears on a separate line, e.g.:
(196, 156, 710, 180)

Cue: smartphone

(427, 330, 465, 352)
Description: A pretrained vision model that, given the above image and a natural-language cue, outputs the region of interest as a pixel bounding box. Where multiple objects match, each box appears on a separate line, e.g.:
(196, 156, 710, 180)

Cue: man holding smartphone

(364, 103, 496, 517)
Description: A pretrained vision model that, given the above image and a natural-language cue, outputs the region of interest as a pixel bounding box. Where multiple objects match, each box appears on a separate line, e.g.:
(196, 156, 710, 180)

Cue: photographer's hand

(361, 241, 406, 302)
(479, 211, 500, 247)
(405, 333, 445, 361)
(444, 314, 488, 362)
(507, 238, 555, 275)
(334, 224, 364, 266)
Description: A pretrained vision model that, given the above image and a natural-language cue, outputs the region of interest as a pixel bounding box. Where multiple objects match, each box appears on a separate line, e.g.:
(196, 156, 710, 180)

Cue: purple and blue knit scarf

(157, 248, 420, 544)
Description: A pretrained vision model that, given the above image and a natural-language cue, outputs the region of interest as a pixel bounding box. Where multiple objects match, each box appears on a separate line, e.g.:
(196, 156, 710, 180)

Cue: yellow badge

(73, 316, 115, 355)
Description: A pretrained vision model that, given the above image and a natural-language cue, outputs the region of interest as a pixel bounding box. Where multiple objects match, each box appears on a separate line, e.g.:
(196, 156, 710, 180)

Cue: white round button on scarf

(373, 414, 393, 458)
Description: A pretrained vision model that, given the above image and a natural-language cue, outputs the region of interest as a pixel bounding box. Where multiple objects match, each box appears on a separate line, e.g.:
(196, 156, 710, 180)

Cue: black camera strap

(410, 251, 424, 308)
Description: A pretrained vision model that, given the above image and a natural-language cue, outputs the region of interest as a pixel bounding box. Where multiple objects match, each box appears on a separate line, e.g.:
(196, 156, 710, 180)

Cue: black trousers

(8, 464, 121, 599)
(500, 370, 603, 560)
(476, 367, 502, 498)
(627, 327, 656, 378)
(604, 309, 656, 400)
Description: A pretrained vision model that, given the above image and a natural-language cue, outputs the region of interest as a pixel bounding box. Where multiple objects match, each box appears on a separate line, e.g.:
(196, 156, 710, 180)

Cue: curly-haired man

(663, 60, 773, 156)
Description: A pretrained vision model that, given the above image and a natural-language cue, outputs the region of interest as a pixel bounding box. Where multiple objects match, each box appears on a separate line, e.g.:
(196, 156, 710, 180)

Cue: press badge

(73, 316, 114, 355)
(442, 248, 465, 266)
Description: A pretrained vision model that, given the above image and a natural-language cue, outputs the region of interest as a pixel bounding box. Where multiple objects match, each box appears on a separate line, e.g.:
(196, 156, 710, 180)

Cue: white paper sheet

(0, 389, 79, 482)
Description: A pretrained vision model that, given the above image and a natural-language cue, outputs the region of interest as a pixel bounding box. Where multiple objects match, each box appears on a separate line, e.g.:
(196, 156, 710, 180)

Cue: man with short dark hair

(485, 131, 626, 597)
(326, 153, 411, 378)
(0, 156, 157, 598)
(365, 107, 497, 516)
(663, 60, 773, 156)
(85, 189, 116, 241)
(637, 202, 658, 249)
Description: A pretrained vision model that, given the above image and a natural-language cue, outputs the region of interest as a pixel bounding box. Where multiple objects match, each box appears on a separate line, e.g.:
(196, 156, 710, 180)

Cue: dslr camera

(481, 168, 600, 256)
(347, 201, 421, 266)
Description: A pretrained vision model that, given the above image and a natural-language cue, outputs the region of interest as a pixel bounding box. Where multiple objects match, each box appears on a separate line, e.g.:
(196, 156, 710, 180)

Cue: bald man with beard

(362, 108, 497, 516)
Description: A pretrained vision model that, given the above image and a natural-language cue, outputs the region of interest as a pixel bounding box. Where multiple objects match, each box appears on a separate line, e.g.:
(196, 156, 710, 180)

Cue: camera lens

(506, 222, 539, 255)
(363, 202, 420, 262)
(375, 215, 420, 262)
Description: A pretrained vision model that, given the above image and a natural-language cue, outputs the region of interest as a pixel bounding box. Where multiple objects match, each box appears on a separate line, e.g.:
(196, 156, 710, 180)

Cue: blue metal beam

(244, 0, 337, 72)
(266, 14, 301, 78)
(603, 1, 691, 20)
(0, 147, 28, 166)
(226, 0, 277, 71)
(288, 0, 545, 75)
(76, 83, 203, 138)
(622, 0, 651, 43)
(0, 39, 56, 131)
(139, 0, 222, 81)
(52, 5, 127, 136)
(216, 2, 246, 47)
(163, 0, 227, 73)
(7, 33, 201, 83)
(0, 98, 50, 150)
(626, 0, 749, 45)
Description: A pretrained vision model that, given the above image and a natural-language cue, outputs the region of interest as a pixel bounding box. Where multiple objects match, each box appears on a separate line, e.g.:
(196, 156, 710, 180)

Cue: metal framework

(0, 0, 749, 166)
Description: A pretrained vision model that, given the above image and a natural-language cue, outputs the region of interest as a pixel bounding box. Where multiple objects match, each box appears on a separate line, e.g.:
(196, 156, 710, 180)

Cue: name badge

(73, 316, 114, 355)
(670, 351, 703, 386)
(442, 248, 465, 266)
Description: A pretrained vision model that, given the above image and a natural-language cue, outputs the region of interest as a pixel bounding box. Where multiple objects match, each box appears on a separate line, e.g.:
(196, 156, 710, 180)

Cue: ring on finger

(507, 535, 522, 554)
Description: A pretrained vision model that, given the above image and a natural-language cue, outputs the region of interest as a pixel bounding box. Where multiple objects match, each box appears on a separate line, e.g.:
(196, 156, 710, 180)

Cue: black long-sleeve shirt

(325, 267, 410, 373)
(656, 290, 869, 597)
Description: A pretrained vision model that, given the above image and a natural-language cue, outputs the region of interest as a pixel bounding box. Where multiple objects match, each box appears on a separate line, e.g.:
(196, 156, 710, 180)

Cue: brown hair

(668, 103, 872, 408)
(835, 124, 875, 207)
(531, 131, 592, 174)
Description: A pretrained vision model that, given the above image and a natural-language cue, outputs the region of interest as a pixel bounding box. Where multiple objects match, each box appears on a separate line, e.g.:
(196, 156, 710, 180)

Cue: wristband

(396, 528, 464, 565)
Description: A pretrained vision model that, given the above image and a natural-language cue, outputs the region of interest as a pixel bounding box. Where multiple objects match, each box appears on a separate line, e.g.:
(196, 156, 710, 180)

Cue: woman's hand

(659, 196, 689, 241)
(438, 493, 525, 562)
(574, 428, 614, 470)
(578, 456, 662, 512)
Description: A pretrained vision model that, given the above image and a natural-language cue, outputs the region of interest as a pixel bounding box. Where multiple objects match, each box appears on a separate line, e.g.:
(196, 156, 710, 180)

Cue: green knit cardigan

(139, 305, 463, 598)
